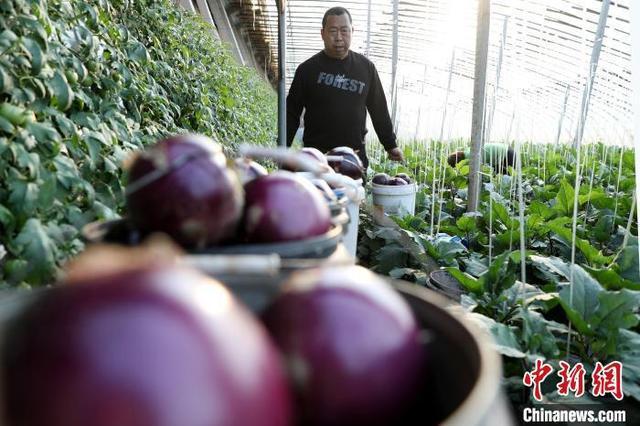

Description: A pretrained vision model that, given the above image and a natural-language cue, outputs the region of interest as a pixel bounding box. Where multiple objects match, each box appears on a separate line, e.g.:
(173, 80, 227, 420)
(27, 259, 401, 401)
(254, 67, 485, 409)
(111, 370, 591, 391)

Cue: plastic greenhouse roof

(252, 0, 632, 146)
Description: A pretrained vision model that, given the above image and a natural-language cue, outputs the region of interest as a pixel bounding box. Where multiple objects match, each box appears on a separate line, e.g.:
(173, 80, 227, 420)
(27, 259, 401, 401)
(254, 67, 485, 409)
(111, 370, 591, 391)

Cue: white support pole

(206, 0, 245, 64)
(194, 0, 216, 26)
(632, 0, 640, 269)
(468, 0, 491, 213)
(565, 0, 612, 357)
(555, 84, 571, 145)
(505, 106, 516, 143)
(486, 16, 508, 143)
(516, 142, 527, 286)
(439, 49, 456, 142)
(176, 0, 197, 14)
(414, 64, 427, 140)
(572, 0, 611, 149)
(390, 0, 399, 129)
(277, 0, 286, 147)
(366, 0, 372, 58)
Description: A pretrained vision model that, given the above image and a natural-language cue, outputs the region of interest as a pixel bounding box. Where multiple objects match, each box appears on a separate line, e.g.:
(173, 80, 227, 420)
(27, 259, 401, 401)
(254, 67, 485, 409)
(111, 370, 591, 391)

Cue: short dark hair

(322, 7, 352, 28)
(505, 147, 515, 167)
(448, 151, 465, 168)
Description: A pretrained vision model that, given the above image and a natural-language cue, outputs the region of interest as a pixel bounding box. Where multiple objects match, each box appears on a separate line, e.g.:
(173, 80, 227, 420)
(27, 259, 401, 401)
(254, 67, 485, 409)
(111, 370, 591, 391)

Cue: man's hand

(387, 147, 404, 162)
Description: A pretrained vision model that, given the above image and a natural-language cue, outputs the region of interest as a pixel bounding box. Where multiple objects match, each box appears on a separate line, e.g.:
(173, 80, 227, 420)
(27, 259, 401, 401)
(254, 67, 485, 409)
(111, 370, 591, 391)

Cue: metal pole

(366, 0, 372, 57)
(176, 0, 196, 13)
(468, 0, 491, 213)
(414, 64, 427, 140)
(438, 49, 456, 142)
(555, 84, 571, 145)
(633, 0, 640, 270)
(486, 16, 508, 143)
(391, 0, 399, 128)
(573, 0, 611, 149)
(505, 106, 516, 143)
(277, 0, 286, 147)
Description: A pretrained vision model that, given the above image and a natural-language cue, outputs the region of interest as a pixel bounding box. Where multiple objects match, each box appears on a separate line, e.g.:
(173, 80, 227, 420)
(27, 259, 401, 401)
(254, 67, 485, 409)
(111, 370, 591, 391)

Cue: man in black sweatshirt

(286, 6, 404, 170)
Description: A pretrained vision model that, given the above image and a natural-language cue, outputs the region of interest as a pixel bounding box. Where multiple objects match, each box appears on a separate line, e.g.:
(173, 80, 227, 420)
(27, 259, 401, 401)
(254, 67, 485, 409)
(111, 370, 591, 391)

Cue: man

(447, 143, 515, 174)
(286, 6, 403, 170)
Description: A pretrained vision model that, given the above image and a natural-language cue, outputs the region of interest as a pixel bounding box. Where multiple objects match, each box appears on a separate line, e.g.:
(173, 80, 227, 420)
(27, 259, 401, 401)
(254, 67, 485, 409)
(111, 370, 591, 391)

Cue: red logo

(523, 359, 554, 401)
(591, 361, 623, 401)
(557, 361, 586, 397)
(523, 359, 624, 401)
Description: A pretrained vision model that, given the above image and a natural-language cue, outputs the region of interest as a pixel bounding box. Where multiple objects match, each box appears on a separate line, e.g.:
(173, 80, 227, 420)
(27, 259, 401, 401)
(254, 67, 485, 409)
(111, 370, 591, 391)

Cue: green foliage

(553, 180, 577, 217)
(361, 139, 639, 403)
(0, 0, 276, 286)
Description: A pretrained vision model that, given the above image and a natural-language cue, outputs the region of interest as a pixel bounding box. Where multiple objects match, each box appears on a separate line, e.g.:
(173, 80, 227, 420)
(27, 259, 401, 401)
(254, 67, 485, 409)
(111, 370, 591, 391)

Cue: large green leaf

(48, 70, 74, 111)
(21, 37, 44, 75)
(584, 266, 640, 291)
(0, 29, 18, 48)
(547, 219, 612, 266)
(0, 204, 15, 231)
(8, 180, 39, 216)
(80, 131, 102, 169)
(373, 245, 409, 275)
(445, 267, 483, 294)
(530, 255, 571, 280)
(617, 330, 640, 401)
(501, 281, 546, 305)
(592, 214, 614, 243)
(461, 253, 488, 276)
(480, 251, 517, 295)
(556, 265, 603, 335)
(53, 113, 77, 137)
(14, 218, 57, 284)
(53, 154, 81, 188)
(37, 171, 57, 210)
(526, 214, 546, 237)
(553, 180, 575, 216)
(467, 313, 526, 358)
(13, 143, 40, 179)
(127, 41, 151, 63)
(426, 237, 467, 265)
(518, 308, 561, 358)
(579, 188, 607, 207)
(529, 200, 555, 220)
(0, 115, 15, 133)
(494, 229, 519, 249)
(615, 236, 640, 283)
(16, 15, 48, 49)
(25, 121, 61, 145)
(456, 214, 478, 233)
(491, 201, 513, 228)
(592, 289, 640, 331)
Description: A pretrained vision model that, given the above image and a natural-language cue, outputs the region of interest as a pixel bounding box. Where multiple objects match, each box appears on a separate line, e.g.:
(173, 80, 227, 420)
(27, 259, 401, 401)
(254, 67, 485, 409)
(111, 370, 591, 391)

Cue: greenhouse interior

(0, 0, 639, 424)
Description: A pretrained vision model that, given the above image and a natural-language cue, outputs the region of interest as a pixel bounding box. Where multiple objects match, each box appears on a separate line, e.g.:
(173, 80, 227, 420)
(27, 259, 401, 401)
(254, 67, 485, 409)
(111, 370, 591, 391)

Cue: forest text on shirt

(317, 72, 366, 94)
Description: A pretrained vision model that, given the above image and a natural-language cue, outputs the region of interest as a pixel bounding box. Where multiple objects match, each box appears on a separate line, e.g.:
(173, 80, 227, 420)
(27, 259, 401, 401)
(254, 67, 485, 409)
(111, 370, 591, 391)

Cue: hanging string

(621, 192, 637, 251)
(566, 0, 593, 358)
(516, 139, 527, 287)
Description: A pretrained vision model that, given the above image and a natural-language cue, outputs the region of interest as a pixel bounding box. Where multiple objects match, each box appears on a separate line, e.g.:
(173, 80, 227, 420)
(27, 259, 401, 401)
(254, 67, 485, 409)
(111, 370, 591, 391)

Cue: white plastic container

(371, 182, 417, 216)
(343, 182, 364, 258)
(332, 181, 364, 259)
(296, 172, 363, 259)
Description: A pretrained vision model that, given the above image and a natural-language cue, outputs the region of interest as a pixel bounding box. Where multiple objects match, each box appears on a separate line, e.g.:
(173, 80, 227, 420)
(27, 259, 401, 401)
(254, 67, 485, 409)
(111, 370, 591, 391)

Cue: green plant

(0, 0, 276, 286)
(360, 139, 639, 404)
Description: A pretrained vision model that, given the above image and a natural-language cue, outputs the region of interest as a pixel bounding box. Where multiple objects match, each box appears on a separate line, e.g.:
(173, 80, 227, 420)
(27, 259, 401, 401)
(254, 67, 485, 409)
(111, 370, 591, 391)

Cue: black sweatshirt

(286, 50, 397, 166)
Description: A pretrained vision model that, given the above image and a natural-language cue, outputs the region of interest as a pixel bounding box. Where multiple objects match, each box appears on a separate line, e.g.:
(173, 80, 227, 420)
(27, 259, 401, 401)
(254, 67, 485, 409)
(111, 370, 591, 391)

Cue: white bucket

(371, 182, 417, 216)
(296, 172, 363, 259)
(343, 187, 363, 258)
(333, 180, 364, 259)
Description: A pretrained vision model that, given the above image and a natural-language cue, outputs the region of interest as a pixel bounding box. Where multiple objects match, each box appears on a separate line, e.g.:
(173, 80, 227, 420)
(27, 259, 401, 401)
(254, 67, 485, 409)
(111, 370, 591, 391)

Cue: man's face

(321, 13, 352, 59)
